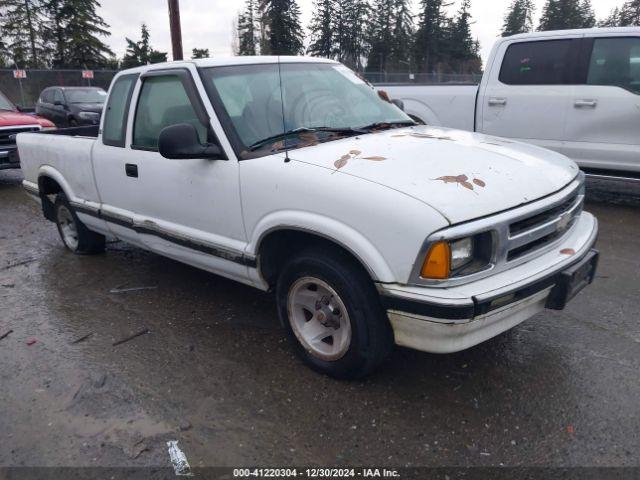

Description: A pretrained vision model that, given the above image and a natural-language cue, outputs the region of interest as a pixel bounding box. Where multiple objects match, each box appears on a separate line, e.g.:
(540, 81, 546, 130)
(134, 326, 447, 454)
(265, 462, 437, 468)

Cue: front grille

(506, 189, 583, 261)
(0, 126, 41, 147)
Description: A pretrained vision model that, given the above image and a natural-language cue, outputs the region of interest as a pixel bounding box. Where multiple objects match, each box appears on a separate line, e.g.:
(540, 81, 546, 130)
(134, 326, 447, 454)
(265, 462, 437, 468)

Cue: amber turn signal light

(421, 241, 451, 279)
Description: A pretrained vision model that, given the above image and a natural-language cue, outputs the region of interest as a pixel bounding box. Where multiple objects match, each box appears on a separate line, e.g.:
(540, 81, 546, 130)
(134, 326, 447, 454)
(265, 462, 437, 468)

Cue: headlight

(420, 232, 493, 280)
(78, 111, 100, 120)
(450, 237, 474, 270)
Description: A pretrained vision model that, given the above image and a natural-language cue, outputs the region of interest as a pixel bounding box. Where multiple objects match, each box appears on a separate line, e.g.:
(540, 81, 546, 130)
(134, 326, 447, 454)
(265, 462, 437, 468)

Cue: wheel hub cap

(287, 277, 352, 361)
(57, 205, 79, 250)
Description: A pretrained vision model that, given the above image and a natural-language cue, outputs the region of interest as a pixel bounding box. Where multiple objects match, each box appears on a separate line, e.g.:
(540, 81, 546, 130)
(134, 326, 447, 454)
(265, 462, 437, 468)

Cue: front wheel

(276, 246, 393, 379)
(54, 193, 105, 254)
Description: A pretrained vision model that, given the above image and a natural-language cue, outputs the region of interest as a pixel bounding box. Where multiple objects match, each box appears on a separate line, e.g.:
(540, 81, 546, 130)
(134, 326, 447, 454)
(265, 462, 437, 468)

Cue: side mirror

(391, 99, 405, 111)
(158, 123, 224, 160)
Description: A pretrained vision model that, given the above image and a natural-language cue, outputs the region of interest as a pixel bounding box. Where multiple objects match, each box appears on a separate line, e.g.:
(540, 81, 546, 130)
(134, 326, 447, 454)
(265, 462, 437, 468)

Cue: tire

(276, 245, 393, 379)
(54, 193, 105, 254)
(69, 118, 78, 127)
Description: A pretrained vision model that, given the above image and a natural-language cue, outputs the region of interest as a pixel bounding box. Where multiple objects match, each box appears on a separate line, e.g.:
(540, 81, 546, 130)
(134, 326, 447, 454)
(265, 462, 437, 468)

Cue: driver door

(94, 66, 249, 283)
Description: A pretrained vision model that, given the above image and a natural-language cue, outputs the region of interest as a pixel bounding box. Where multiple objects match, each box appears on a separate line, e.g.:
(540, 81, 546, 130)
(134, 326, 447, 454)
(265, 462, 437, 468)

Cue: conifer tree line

(0, 0, 186, 69)
(239, 0, 640, 74)
(503, 0, 639, 37)
(237, 0, 484, 74)
(0, 0, 115, 68)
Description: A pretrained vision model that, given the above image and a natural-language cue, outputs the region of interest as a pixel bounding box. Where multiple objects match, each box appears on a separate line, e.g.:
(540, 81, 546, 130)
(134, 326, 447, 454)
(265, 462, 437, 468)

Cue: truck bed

(17, 126, 101, 206)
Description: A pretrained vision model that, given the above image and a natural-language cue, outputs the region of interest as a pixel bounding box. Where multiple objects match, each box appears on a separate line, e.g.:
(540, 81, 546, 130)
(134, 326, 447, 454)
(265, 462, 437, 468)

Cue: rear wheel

(54, 193, 105, 254)
(276, 246, 393, 379)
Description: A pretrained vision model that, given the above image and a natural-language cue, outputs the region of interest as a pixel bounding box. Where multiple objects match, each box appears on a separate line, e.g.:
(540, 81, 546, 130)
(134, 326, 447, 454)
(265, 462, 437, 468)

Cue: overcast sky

(101, 0, 622, 66)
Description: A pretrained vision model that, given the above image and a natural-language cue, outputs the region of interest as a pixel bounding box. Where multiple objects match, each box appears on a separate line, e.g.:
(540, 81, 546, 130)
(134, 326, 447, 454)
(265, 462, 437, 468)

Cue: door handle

(488, 97, 507, 106)
(125, 163, 138, 178)
(574, 100, 597, 108)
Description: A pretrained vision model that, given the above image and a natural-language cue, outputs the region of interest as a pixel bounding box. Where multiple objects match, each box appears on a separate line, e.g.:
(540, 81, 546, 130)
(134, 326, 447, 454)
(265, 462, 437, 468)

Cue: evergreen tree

(121, 24, 167, 69)
(413, 0, 448, 74)
(388, 0, 414, 71)
(620, 0, 640, 25)
(502, 0, 535, 37)
(307, 0, 369, 69)
(237, 0, 258, 55)
(307, 0, 335, 58)
(538, 0, 596, 31)
(339, 0, 369, 70)
(579, 0, 596, 27)
(599, 7, 622, 26)
(44, 0, 113, 68)
(447, 0, 482, 73)
(0, 0, 48, 67)
(259, 0, 304, 55)
(365, 0, 394, 72)
(192, 48, 209, 59)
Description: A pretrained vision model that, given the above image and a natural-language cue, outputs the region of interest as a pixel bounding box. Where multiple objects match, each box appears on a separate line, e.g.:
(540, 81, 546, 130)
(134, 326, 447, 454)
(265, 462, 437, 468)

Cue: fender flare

(249, 210, 396, 283)
(37, 165, 76, 200)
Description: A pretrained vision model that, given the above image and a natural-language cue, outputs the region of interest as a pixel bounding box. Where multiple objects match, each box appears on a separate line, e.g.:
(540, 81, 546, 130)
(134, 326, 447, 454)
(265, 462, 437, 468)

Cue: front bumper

(379, 212, 598, 354)
(0, 147, 20, 170)
(0, 148, 20, 170)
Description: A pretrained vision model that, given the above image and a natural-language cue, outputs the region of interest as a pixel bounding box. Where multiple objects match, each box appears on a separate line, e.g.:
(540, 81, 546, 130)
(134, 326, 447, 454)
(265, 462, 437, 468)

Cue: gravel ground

(1, 169, 639, 471)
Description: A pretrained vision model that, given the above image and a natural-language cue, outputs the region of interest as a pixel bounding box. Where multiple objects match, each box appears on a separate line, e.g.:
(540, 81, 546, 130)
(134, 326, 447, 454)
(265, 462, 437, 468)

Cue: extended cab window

(133, 75, 206, 150)
(499, 40, 572, 85)
(103, 74, 138, 147)
(587, 37, 640, 94)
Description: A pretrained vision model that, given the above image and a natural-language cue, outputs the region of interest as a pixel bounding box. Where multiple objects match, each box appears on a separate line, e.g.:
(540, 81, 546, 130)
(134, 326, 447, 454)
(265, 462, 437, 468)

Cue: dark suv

(36, 87, 107, 127)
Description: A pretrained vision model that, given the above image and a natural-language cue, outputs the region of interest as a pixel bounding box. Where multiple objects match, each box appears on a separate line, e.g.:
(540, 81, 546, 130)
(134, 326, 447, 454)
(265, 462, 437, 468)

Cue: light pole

(168, 0, 184, 61)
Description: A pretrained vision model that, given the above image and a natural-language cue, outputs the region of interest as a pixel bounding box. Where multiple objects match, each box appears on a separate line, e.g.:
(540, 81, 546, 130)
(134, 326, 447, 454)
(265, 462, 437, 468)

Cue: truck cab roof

(504, 26, 640, 42)
(119, 56, 339, 76)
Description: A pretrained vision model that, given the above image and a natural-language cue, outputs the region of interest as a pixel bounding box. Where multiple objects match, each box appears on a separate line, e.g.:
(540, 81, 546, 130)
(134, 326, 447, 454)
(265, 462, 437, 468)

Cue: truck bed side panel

(380, 85, 478, 131)
(17, 132, 100, 205)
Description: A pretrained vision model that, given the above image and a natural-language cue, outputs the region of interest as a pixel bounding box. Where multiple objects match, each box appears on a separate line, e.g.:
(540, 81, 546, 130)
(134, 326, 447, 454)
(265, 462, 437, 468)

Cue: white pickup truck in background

(18, 57, 598, 378)
(383, 27, 640, 175)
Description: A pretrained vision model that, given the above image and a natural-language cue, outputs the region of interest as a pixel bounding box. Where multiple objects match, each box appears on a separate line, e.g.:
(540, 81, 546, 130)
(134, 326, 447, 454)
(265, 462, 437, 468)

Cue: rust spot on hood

(392, 132, 453, 141)
(333, 150, 387, 172)
(473, 178, 486, 188)
(434, 174, 481, 191)
(560, 248, 576, 255)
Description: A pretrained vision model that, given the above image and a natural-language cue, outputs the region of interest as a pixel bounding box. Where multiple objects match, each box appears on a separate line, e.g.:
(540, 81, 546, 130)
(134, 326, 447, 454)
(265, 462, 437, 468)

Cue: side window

(102, 74, 138, 147)
(132, 75, 207, 150)
(499, 40, 573, 85)
(587, 37, 640, 94)
(53, 90, 64, 104)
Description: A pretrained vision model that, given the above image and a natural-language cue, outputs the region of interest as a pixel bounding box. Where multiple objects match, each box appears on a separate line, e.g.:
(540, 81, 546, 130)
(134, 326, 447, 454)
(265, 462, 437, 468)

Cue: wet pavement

(1, 169, 639, 469)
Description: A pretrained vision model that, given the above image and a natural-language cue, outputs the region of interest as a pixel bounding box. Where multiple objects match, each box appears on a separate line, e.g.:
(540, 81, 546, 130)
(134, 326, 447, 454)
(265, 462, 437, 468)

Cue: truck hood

(288, 126, 579, 225)
(0, 110, 54, 128)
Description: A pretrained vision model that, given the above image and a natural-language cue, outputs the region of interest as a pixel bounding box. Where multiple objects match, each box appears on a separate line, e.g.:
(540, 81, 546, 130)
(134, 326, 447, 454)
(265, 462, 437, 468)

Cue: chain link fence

(0, 69, 118, 108)
(0, 68, 481, 109)
(362, 71, 482, 85)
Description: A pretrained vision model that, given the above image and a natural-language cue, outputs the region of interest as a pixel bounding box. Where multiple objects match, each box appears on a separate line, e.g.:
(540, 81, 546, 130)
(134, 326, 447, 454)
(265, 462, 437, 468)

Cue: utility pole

(168, 0, 184, 61)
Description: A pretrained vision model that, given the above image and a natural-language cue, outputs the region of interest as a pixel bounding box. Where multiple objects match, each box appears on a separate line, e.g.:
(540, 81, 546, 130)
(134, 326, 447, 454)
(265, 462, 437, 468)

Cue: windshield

(65, 89, 107, 104)
(201, 62, 412, 155)
(0, 91, 15, 111)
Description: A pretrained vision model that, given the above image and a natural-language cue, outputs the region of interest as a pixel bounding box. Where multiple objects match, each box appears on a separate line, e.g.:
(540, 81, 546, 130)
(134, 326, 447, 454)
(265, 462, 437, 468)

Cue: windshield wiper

(357, 120, 417, 131)
(248, 126, 363, 152)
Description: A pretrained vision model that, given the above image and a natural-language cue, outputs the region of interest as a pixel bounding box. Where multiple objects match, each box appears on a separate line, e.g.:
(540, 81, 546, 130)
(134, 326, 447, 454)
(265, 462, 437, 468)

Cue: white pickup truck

(383, 27, 640, 175)
(18, 57, 599, 378)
